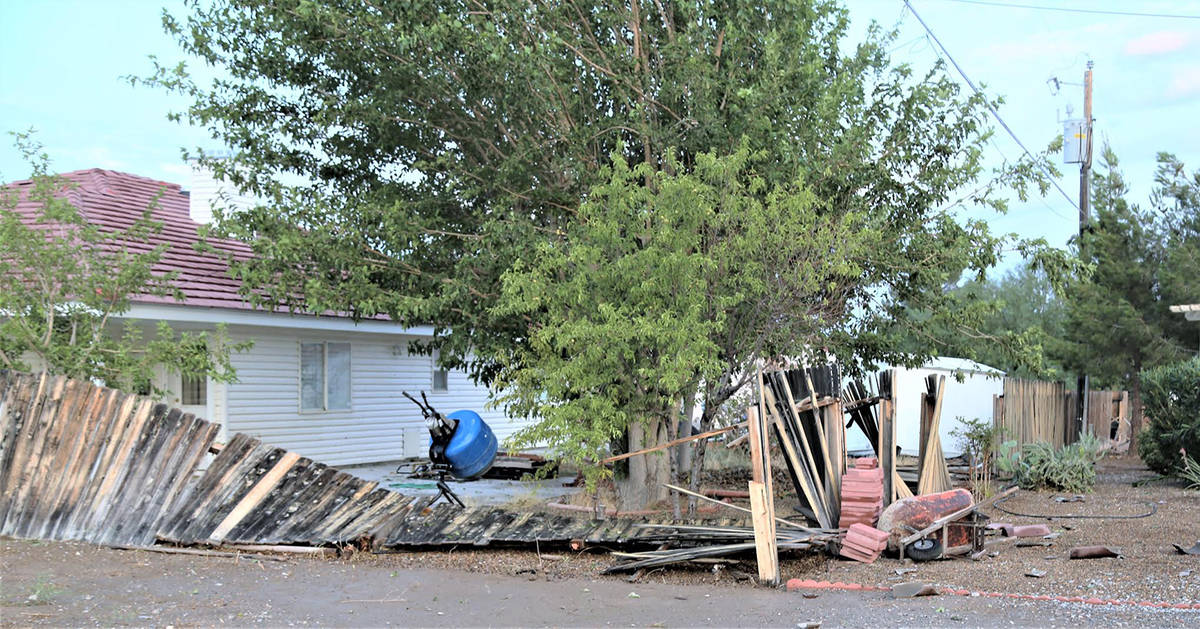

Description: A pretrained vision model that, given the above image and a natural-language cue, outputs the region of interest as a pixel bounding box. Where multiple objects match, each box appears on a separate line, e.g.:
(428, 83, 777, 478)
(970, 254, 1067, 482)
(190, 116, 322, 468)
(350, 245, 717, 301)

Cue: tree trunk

(619, 417, 671, 509)
(1130, 365, 1144, 440)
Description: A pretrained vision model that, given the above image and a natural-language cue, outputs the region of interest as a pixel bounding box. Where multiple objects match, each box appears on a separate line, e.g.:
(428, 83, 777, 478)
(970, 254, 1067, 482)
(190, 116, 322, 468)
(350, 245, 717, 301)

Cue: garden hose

(992, 493, 1157, 519)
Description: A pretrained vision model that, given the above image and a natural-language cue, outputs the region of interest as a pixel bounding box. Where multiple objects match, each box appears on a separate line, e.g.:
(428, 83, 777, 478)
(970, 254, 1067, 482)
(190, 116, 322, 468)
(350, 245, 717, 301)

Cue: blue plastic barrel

(443, 410, 498, 479)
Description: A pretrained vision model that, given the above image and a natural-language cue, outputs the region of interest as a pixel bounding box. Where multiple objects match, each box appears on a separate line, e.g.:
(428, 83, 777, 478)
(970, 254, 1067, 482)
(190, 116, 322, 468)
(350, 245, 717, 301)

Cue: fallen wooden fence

(0, 371, 757, 553)
(0, 372, 218, 547)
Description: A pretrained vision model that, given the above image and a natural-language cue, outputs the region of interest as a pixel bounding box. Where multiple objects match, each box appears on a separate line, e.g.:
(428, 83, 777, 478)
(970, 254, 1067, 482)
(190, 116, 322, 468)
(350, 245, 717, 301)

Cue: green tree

(896, 262, 1070, 379)
(150, 0, 1069, 506)
(0, 134, 241, 395)
(1064, 146, 1200, 435)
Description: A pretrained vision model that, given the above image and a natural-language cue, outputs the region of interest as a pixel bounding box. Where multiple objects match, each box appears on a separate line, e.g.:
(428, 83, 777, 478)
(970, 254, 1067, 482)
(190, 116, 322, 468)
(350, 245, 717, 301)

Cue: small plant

(1011, 432, 1105, 493)
(1180, 450, 1200, 490)
(951, 417, 1004, 499)
(24, 576, 62, 606)
(995, 439, 1021, 480)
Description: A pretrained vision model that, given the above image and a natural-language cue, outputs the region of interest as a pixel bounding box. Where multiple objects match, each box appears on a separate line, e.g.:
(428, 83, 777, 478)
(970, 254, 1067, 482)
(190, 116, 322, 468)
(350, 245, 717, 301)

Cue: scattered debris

(891, 582, 939, 598)
(1173, 541, 1200, 555)
(1054, 495, 1085, 503)
(1011, 524, 1052, 537)
(1068, 545, 1122, 559)
(1025, 568, 1047, 578)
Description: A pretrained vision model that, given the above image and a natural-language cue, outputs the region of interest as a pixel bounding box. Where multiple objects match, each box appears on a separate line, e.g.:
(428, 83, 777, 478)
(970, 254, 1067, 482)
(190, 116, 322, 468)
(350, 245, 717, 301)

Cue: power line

(902, 0, 1079, 213)
(938, 0, 1200, 20)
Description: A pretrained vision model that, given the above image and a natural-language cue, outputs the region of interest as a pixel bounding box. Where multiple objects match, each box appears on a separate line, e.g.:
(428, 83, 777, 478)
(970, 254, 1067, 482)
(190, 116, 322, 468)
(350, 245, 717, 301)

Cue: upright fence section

(993, 378, 1071, 448)
(993, 378, 1129, 449)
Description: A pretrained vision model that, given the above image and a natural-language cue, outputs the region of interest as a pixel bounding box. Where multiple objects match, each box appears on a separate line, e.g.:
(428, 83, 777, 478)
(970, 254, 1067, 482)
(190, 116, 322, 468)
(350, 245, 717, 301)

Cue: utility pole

(1076, 61, 1094, 439)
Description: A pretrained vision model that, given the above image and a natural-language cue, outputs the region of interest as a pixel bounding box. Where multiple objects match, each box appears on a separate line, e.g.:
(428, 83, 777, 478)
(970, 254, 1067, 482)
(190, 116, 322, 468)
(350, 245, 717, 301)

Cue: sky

(2, 0, 1199, 271)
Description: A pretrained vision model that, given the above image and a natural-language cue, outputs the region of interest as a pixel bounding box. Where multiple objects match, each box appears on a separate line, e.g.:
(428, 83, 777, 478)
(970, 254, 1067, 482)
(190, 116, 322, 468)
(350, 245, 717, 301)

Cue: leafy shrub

(951, 416, 1004, 498)
(1137, 358, 1200, 476)
(1012, 432, 1105, 493)
(995, 439, 1021, 480)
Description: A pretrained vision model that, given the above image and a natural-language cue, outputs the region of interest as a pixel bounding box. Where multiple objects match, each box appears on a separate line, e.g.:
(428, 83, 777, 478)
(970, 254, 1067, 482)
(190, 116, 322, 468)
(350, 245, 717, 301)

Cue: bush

(1137, 358, 1200, 476)
(1013, 433, 1104, 493)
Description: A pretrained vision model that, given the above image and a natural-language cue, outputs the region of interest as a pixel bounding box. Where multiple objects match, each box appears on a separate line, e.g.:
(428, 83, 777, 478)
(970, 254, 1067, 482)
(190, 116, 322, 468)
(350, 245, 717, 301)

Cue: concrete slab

(339, 461, 583, 508)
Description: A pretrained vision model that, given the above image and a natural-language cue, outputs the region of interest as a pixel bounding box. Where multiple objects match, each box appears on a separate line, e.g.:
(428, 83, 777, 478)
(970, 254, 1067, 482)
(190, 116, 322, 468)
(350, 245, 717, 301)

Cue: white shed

(847, 357, 1004, 458)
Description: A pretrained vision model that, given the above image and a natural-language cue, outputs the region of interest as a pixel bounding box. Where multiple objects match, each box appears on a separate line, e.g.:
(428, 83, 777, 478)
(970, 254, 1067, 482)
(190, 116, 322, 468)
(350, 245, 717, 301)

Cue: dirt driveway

(3, 537, 1198, 628)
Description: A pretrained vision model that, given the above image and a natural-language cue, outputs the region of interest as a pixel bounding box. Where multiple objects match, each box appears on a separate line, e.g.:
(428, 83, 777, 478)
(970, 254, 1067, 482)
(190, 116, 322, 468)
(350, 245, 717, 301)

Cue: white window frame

(431, 349, 449, 393)
(299, 341, 352, 412)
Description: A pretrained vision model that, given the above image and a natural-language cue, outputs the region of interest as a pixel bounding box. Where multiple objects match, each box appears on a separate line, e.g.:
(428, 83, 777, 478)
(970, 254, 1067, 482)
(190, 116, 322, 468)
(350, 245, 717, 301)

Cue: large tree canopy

(1062, 147, 1200, 432)
(153, 0, 1069, 502)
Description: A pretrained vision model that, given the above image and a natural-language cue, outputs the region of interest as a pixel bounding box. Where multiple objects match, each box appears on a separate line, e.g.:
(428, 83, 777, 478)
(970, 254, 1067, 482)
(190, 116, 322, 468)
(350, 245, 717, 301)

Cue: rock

(1025, 569, 1047, 578)
(892, 582, 939, 598)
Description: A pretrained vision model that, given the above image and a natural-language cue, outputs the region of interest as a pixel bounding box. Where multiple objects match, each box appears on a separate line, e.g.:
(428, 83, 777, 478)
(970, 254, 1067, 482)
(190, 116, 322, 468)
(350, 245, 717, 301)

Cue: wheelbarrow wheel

(906, 538, 943, 562)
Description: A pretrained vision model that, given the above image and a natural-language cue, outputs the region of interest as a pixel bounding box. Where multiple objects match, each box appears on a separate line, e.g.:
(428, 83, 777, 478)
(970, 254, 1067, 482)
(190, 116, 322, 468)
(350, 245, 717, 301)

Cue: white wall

(222, 325, 522, 466)
(846, 358, 1004, 458)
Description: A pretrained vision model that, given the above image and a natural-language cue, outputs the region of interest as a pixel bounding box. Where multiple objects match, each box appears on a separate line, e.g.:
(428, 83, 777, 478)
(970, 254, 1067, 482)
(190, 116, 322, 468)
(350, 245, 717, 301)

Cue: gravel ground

(823, 455, 1199, 605)
(2, 456, 1197, 627)
(3, 537, 1198, 627)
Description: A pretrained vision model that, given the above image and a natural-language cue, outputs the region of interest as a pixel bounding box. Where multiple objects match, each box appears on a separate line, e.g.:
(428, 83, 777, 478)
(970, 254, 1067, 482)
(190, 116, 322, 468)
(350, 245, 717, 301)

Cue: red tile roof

(5, 168, 256, 311)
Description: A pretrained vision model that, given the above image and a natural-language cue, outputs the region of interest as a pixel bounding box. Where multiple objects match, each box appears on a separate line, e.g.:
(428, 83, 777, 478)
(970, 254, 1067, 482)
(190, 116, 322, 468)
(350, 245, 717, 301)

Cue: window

(300, 342, 351, 411)
(432, 350, 448, 392)
(181, 373, 206, 406)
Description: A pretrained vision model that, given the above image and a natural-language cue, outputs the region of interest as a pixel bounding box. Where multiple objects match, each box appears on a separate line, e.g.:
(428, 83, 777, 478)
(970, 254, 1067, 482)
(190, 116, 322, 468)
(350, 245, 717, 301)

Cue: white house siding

(221, 325, 525, 466)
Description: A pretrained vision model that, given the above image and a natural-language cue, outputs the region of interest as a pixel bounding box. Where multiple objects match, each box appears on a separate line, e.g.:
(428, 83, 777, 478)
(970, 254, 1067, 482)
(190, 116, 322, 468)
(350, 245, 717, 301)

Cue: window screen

(326, 342, 351, 410)
(300, 342, 325, 411)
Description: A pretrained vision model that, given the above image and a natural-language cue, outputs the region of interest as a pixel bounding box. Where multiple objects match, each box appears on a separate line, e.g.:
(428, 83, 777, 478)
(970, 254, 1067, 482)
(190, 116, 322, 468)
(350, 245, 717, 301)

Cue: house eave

(120, 302, 435, 336)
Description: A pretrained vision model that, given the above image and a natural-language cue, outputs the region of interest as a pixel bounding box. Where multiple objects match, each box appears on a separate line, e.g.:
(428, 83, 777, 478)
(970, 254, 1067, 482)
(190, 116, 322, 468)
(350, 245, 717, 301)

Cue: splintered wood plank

(269, 470, 358, 544)
(39, 384, 109, 539)
(156, 433, 261, 542)
(323, 488, 403, 543)
(175, 444, 282, 543)
(0, 374, 41, 528)
(91, 404, 176, 545)
(749, 480, 779, 585)
(304, 478, 378, 542)
(24, 380, 96, 538)
(233, 459, 330, 543)
(4, 375, 68, 537)
(63, 391, 139, 537)
(142, 416, 220, 540)
(120, 411, 212, 545)
(207, 449, 301, 543)
(79, 398, 156, 539)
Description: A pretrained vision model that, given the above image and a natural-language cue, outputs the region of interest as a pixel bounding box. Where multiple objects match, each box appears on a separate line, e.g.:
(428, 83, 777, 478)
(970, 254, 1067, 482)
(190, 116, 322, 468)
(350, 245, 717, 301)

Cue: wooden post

(747, 407, 765, 484)
(748, 480, 779, 585)
(823, 400, 844, 517)
(879, 371, 896, 508)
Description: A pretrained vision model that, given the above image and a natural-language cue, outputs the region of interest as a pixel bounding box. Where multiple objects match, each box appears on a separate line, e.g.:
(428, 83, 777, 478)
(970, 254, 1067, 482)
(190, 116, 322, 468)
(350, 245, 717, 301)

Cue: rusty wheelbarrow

(880, 486, 1018, 561)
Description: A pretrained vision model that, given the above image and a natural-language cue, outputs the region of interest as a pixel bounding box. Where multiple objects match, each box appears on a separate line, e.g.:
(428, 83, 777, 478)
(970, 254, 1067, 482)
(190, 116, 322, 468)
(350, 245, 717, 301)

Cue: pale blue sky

(2, 0, 1199, 263)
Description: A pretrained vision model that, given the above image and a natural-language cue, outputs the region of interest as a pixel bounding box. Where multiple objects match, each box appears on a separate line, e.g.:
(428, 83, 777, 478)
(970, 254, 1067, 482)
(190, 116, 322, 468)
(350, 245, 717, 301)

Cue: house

(5, 168, 529, 466)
